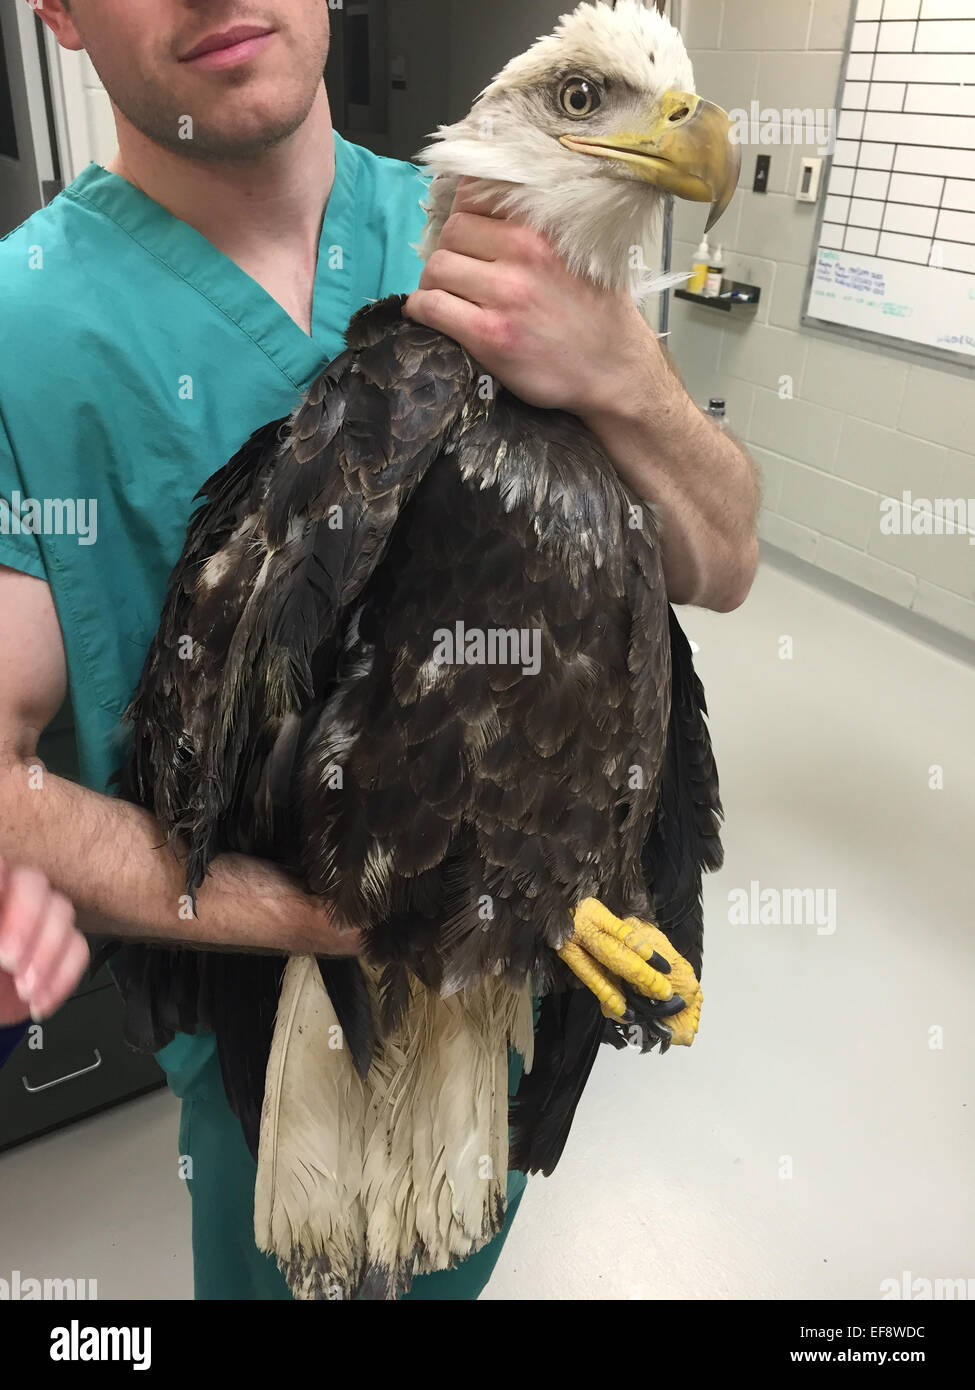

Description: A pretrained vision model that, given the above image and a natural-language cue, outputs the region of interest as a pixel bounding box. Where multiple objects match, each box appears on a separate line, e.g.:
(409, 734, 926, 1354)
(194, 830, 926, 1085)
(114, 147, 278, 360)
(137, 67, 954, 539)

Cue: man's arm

(404, 183, 759, 611)
(0, 566, 361, 970)
(574, 319, 759, 612)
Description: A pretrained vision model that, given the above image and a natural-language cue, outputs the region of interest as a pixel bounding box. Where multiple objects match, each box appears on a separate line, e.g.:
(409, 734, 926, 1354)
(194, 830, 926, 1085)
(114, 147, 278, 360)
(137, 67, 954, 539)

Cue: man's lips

(179, 25, 275, 69)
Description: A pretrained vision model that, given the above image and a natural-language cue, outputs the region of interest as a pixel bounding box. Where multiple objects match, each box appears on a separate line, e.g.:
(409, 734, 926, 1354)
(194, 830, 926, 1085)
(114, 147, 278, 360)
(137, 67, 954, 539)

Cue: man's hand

(0, 859, 89, 1025)
(195, 853, 364, 959)
(403, 179, 758, 612)
(404, 179, 639, 418)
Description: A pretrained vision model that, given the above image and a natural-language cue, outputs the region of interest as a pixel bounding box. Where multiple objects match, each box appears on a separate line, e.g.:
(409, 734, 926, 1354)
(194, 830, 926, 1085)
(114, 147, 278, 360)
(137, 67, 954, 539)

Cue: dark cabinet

(0, 971, 164, 1152)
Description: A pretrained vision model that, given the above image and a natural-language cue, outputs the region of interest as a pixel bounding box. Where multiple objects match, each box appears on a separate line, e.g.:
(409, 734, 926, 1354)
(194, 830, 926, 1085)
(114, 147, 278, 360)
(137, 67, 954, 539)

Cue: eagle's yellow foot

(558, 898, 702, 1053)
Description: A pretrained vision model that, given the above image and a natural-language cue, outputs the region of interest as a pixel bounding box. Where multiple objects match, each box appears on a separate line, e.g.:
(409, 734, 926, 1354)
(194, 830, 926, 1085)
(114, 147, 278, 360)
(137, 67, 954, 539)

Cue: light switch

(797, 157, 824, 203)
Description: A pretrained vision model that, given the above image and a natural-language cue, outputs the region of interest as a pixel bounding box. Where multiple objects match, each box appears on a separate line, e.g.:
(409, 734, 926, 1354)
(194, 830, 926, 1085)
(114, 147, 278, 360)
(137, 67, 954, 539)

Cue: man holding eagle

(0, 0, 756, 1298)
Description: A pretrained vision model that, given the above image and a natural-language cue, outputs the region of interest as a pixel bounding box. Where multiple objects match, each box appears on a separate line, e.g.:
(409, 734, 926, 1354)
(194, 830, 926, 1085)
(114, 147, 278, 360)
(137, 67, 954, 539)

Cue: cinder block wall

(672, 0, 974, 642)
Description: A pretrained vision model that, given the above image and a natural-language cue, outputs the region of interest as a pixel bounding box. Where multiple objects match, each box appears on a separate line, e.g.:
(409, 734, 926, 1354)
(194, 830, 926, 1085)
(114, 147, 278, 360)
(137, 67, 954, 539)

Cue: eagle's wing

(124, 303, 474, 893)
(111, 416, 295, 1142)
(120, 414, 288, 838)
(111, 303, 473, 1145)
(641, 608, 724, 978)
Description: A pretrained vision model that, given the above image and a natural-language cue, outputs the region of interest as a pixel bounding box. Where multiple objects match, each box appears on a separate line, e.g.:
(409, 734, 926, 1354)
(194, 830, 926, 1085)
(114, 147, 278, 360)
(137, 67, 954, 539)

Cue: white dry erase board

(802, 0, 975, 367)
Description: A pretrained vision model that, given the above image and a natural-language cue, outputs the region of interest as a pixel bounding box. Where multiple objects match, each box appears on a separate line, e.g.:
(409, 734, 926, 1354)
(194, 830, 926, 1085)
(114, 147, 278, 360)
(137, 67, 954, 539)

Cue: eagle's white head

(416, 0, 739, 300)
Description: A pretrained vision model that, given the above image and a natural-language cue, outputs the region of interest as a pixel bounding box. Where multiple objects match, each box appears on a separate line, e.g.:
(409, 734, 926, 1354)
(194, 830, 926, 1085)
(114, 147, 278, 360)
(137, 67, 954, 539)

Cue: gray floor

(3, 557, 973, 1300)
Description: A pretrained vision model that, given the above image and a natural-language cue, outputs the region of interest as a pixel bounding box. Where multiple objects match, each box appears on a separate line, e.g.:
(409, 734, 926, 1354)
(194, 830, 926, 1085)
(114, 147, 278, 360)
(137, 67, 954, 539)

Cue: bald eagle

(111, 0, 737, 1299)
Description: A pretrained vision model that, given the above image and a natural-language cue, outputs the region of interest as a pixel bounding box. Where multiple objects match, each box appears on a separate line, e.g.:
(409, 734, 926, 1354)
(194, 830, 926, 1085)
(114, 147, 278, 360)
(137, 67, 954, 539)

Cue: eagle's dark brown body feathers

(112, 294, 722, 1184)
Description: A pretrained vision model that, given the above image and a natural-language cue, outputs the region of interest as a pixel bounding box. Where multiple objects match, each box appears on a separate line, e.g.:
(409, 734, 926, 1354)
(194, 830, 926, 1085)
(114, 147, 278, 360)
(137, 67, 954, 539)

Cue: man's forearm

(0, 759, 352, 956)
(580, 337, 759, 612)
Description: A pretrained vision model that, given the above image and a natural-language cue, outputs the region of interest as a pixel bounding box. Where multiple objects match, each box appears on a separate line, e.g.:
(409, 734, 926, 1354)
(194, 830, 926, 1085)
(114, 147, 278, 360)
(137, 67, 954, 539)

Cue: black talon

(649, 993, 687, 1019)
(648, 950, 672, 975)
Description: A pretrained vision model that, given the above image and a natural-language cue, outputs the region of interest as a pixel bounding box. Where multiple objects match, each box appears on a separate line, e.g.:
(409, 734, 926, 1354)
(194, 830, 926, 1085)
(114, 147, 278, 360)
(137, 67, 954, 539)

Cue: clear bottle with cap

(704, 245, 725, 298)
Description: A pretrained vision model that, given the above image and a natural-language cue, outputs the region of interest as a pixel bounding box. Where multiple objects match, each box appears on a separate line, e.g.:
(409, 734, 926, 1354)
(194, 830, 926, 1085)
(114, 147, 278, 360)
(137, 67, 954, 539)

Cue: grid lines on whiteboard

(822, 0, 975, 275)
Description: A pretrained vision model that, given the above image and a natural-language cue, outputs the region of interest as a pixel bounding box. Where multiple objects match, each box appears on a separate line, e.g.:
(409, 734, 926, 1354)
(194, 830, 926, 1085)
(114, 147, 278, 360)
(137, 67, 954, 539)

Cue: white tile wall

(674, 0, 975, 645)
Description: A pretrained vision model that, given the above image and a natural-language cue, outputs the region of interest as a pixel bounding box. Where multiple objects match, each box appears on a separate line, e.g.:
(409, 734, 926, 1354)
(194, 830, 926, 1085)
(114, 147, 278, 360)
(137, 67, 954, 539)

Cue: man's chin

(172, 124, 304, 162)
(135, 100, 312, 163)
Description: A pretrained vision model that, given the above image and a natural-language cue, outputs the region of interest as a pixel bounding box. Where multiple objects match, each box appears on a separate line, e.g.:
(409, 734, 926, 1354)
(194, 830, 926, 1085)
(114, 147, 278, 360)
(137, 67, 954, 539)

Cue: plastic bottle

(705, 397, 728, 430)
(687, 236, 710, 295)
(704, 245, 725, 298)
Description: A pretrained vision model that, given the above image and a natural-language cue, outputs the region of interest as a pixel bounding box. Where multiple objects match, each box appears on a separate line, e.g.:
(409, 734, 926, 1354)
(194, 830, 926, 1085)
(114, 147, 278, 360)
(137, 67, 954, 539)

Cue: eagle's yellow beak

(559, 90, 740, 232)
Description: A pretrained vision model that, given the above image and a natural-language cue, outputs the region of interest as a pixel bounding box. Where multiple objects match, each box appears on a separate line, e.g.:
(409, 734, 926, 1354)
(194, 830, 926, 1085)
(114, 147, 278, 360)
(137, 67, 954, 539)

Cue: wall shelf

(674, 280, 761, 312)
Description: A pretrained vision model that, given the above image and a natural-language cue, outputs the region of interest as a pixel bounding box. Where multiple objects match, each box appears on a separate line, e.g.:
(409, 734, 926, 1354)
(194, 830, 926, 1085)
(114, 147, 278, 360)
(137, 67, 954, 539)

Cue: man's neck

(106, 87, 337, 336)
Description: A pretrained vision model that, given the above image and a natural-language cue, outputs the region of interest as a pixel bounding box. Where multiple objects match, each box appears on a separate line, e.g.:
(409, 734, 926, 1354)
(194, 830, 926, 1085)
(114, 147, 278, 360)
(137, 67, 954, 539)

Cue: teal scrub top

(0, 131, 431, 1097)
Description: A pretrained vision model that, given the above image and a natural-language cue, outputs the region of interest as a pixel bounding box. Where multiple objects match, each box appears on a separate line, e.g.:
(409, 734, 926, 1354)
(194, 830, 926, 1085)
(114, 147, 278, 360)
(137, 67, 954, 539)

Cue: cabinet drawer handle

(21, 1049, 103, 1093)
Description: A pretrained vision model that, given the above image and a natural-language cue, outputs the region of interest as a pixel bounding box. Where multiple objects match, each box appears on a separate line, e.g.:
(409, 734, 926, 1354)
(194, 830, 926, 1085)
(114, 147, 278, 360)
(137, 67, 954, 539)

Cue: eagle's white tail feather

(361, 973, 533, 1289)
(359, 1026, 422, 1295)
(412, 985, 507, 1265)
(256, 958, 534, 1299)
(254, 955, 367, 1299)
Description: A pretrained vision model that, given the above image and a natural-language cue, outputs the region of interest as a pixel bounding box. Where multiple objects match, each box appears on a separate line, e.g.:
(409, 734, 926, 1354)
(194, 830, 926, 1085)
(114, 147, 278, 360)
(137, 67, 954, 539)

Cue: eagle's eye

(559, 77, 601, 118)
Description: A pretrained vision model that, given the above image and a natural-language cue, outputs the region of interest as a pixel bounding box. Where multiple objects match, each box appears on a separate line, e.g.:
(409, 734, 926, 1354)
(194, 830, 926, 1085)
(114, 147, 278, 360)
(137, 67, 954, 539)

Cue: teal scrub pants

(177, 1042, 531, 1301)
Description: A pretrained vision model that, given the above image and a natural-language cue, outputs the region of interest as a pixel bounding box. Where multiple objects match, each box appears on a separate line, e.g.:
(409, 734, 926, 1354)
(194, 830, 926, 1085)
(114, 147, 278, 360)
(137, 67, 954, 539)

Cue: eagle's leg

(558, 898, 702, 1049)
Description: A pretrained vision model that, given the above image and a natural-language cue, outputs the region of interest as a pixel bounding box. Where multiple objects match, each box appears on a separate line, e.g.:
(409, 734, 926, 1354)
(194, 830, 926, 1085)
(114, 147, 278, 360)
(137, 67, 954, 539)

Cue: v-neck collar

(64, 131, 359, 392)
